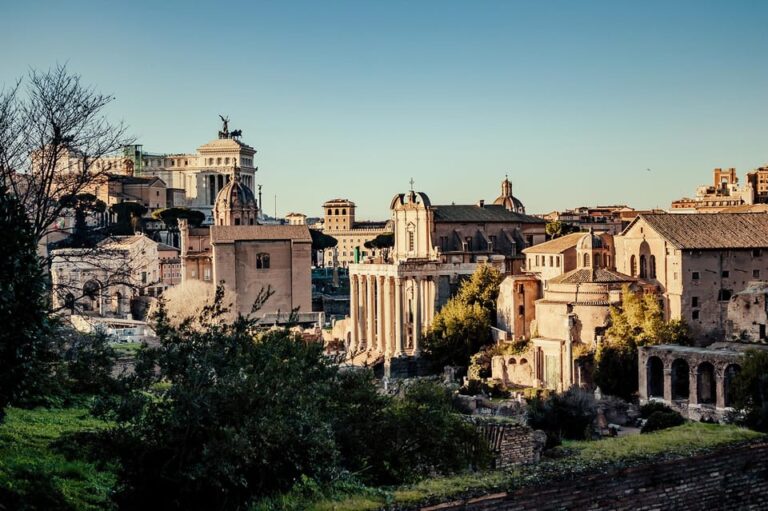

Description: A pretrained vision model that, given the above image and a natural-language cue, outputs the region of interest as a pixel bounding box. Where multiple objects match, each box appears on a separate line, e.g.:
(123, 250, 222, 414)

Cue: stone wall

(420, 441, 768, 511)
(471, 418, 546, 469)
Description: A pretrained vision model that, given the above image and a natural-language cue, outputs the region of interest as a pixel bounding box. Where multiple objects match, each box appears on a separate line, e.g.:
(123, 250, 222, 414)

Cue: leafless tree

(0, 64, 131, 246)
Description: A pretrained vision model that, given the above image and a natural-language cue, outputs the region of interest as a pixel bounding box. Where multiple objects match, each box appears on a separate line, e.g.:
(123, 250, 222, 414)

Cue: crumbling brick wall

(420, 441, 768, 511)
(472, 419, 546, 468)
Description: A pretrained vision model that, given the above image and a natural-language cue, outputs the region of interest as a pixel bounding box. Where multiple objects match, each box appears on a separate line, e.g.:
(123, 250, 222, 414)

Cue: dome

(493, 176, 525, 213)
(216, 177, 256, 210)
(577, 229, 604, 250)
(213, 170, 259, 226)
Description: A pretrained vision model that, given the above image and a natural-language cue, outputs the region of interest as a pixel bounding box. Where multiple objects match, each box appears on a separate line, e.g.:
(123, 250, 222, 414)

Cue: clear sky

(2, 0, 767, 219)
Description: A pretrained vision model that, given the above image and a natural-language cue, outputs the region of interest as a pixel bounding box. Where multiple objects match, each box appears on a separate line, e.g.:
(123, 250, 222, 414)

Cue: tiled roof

(156, 243, 179, 252)
(635, 213, 768, 249)
(210, 224, 312, 243)
(549, 267, 636, 285)
(433, 204, 544, 224)
(522, 232, 584, 254)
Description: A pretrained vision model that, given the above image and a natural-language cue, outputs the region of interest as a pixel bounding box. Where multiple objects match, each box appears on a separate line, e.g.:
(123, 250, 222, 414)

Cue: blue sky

(2, 1, 767, 219)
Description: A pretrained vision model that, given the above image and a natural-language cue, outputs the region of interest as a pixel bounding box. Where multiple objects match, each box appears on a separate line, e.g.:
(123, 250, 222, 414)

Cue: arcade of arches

(638, 343, 763, 421)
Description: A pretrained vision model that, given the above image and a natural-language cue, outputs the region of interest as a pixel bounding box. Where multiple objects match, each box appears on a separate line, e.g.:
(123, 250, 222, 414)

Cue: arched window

(234, 218, 241, 225)
(697, 362, 716, 405)
(671, 359, 690, 400)
(650, 255, 657, 279)
(594, 253, 601, 268)
(630, 255, 637, 276)
(256, 253, 270, 269)
(647, 356, 664, 398)
(640, 255, 647, 278)
(327, 208, 332, 215)
(583, 253, 589, 267)
(342, 208, 346, 215)
(335, 209, 339, 215)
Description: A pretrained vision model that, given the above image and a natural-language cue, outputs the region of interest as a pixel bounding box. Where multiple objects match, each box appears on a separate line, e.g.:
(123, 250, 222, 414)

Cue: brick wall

(421, 441, 768, 511)
(471, 419, 546, 468)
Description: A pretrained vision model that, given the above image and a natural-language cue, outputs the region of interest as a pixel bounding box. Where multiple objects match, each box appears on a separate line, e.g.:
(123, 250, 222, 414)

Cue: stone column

(350, 275, 359, 353)
(394, 278, 404, 356)
(663, 364, 672, 403)
(688, 367, 698, 406)
(412, 276, 422, 356)
(366, 275, 375, 351)
(376, 276, 385, 354)
(715, 368, 726, 409)
(383, 277, 393, 357)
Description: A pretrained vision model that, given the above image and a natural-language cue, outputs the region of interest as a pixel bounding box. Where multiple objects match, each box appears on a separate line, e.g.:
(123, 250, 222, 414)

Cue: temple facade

(345, 180, 546, 371)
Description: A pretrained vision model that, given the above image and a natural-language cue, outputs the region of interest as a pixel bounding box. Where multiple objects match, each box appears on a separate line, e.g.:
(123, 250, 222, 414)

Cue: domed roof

(493, 176, 525, 213)
(577, 229, 604, 250)
(214, 174, 257, 212)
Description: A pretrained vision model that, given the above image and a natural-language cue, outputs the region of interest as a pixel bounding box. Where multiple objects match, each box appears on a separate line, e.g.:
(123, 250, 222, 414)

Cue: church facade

(345, 179, 546, 369)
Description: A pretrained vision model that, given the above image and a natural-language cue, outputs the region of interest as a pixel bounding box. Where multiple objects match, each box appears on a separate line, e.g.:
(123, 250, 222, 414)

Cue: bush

(640, 401, 674, 419)
(372, 381, 492, 484)
(641, 410, 685, 433)
(99, 289, 492, 508)
(526, 388, 597, 448)
(593, 343, 638, 401)
(729, 349, 768, 432)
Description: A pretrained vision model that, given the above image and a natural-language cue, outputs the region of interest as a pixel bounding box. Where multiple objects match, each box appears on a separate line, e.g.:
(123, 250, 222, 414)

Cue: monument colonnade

(348, 270, 436, 357)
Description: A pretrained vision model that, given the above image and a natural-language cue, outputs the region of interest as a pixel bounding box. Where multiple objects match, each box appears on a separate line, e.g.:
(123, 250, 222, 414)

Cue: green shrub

(729, 349, 768, 432)
(526, 388, 597, 448)
(640, 401, 674, 419)
(641, 410, 685, 433)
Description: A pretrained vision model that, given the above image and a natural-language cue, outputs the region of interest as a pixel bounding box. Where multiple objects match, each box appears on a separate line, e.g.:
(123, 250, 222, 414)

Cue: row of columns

(349, 274, 436, 358)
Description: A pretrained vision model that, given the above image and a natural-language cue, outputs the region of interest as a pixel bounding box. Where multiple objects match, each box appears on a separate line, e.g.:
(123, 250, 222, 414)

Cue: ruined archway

(671, 359, 690, 400)
(647, 356, 664, 398)
(697, 362, 717, 405)
(724, 364, 741, 407)
(82, 279, 101, 313)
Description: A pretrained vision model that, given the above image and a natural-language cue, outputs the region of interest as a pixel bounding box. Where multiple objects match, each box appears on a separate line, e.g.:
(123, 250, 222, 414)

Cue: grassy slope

(311, 423, 764, 511)
(0, 407, 117, 511)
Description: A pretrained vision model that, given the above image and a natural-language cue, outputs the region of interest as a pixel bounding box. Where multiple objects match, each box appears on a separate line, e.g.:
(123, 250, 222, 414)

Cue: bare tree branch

(0, 64, 132, 247)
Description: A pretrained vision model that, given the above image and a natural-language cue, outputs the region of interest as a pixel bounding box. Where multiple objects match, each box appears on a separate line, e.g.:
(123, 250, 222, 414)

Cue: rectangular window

(722, 270, 730, 278)
(692, 272, 700, 280)
(753, 249, 762, 257)
(692, 310, 700, 320)
(692, 296, 699, 307)
(203, 268, 211, 281)
(754, 270, 761, 279)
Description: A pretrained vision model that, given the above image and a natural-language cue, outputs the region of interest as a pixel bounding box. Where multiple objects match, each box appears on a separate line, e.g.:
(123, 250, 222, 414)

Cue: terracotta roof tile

(210, 224, 312, 243)
(549, 268, 636, 284)
(522, 232, 585, 254)
(637, 213, 768, 249)
(433, 204, 544, 224)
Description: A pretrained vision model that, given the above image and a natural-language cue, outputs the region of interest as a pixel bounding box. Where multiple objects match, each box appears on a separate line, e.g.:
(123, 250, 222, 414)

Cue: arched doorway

(647, 356, 664, 398)
(82, 280, 101, 313)
(724, 364, 741, 407)
(697, 362, 716, 405)
(671, 359, 690, 400)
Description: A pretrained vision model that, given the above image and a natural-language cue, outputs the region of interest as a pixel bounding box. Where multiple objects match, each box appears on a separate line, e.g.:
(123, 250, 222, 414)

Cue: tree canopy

(0, 186, 50, 421)
(594, 285, 691, 399)
(424, 264, 504, 368)
(364, 232, 394, 249)
(152, 207, 205, 229)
